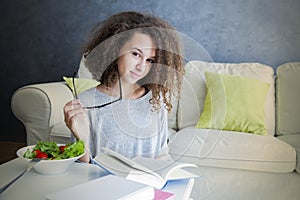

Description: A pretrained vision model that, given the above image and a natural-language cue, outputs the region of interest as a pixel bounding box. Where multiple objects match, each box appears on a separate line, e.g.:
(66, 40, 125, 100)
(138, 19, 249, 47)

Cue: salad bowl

(16, 143, 85, 175)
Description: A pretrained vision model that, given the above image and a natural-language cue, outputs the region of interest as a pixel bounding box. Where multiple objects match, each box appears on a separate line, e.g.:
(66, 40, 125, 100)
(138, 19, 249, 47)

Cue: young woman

(64, 11, 184, 163)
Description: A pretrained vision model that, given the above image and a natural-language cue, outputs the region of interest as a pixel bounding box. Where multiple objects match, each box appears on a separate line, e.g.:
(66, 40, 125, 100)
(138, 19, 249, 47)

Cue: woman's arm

(64, 99, 90, 163)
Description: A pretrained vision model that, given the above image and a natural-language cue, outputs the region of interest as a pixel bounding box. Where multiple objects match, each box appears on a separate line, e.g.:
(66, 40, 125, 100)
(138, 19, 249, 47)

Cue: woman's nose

(136, 59, 147, 71)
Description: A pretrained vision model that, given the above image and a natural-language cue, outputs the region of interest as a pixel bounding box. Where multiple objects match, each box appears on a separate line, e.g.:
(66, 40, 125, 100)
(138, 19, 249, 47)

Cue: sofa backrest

(276, 62, 300, 136)
(177, 60, 275, 135)
(11, 83, 73, 144)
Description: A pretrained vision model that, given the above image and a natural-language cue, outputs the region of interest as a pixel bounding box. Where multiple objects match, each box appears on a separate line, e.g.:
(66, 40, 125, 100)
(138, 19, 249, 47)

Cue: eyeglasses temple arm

(73, 72, 79, 99)
(117, 70, 122, 100)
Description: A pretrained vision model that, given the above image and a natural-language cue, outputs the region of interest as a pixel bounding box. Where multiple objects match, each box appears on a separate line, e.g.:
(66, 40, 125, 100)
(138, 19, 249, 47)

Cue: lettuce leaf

(55, 140, 85, 160)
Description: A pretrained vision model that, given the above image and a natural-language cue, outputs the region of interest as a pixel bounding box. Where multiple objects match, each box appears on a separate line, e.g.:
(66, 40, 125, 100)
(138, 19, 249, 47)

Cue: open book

(93, 148, 198, 189)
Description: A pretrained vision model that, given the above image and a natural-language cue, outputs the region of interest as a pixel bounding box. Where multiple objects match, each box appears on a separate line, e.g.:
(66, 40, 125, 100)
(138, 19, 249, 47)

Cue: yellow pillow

(196, 72, 270, 135)
(63, 76, 100, 95)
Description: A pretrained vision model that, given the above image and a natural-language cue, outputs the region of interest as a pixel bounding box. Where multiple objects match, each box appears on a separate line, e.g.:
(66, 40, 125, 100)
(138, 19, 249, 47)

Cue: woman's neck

(98, 80, 145, 100)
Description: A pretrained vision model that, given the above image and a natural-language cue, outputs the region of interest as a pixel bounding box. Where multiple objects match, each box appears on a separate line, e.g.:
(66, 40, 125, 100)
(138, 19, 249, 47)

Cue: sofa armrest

(11, 82, 73, 145)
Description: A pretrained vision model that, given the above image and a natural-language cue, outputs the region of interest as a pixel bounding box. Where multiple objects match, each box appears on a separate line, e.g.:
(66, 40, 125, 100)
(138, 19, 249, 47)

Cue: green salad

(23, 140, 85, 160)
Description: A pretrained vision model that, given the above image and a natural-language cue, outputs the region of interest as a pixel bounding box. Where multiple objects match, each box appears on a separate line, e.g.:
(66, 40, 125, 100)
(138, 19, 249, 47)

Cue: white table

(0, 158, 194, 200)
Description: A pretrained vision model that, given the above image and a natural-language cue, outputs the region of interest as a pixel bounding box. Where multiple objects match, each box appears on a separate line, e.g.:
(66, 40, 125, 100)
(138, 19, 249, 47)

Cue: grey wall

(1, 0, 300, 142)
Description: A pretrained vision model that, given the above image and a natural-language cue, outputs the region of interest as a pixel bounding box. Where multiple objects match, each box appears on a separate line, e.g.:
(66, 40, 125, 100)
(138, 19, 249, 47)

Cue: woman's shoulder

(78, 87, 108, 103)
(78, 87, 97, 96)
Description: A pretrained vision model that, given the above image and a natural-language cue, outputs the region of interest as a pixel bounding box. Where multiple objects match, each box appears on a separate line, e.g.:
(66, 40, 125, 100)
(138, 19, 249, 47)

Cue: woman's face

(117, 33, 156, 84)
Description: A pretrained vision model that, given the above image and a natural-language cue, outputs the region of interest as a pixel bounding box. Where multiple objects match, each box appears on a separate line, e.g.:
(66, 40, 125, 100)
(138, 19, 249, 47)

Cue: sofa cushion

(178, 61, 275, 135)
(276, 62, 300, 136)
(278, 134, 300, 173)
(196, 72, 270, 135)
(168, 127, 296, 172)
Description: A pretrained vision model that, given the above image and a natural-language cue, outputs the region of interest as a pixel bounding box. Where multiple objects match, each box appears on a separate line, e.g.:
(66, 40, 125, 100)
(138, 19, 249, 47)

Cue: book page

(94, 152, 166, 189)
(94, 153, 133, 178)
(102, 147, 152, 173)
(94, 152, 162, 179)
(132, 157, 198, 180)
(126, 171, 165, 189)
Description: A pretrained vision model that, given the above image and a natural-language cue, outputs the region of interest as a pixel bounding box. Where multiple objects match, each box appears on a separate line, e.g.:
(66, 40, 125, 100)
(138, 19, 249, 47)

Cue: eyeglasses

(72, 72, 122, 109)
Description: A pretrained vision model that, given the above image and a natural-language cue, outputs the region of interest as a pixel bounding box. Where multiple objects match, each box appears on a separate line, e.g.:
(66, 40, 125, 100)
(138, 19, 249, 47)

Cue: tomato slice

(35, 152, 48, 159)
(34, 149, 41, 154)
(59, 146, 67, 153)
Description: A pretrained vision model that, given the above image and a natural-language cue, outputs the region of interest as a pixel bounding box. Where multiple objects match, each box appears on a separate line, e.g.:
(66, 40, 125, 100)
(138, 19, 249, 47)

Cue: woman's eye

(146, 59, 155, 63)
(132, 52, 141, 58)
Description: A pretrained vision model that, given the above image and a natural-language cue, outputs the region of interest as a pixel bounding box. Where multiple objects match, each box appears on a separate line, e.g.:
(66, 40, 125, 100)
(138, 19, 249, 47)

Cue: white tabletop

(0, 158, 108, 200)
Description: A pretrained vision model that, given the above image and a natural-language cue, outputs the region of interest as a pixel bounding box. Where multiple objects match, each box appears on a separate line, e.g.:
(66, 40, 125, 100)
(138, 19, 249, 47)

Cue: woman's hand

(64, 99, 90, 162)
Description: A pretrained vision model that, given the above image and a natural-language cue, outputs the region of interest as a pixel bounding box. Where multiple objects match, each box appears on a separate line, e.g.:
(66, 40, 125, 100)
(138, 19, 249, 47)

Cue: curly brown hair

(82, 11, 184, 112)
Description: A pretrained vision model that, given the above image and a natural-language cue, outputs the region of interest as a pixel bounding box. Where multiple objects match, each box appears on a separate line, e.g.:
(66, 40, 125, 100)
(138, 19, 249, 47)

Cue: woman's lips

(130, 71, 142, 79)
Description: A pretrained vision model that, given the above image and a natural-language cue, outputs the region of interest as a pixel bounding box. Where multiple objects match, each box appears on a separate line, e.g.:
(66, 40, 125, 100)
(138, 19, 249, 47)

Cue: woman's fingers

(64, 99, 81, 112)
(64, 100, 82, 120)
(64, 99, 88, 132)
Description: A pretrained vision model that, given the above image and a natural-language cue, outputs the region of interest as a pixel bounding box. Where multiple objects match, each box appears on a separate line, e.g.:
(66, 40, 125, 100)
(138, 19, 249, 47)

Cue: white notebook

(44, 175, 154, 200)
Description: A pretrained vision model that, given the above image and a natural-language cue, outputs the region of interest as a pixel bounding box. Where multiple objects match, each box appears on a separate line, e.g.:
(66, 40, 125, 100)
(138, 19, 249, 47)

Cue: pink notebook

(154, 189, 174, 200)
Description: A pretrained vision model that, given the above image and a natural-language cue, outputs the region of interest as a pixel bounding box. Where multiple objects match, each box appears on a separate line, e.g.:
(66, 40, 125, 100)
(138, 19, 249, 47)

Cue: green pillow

(63, 76, 100, 95)
(196, 72, 270, 135)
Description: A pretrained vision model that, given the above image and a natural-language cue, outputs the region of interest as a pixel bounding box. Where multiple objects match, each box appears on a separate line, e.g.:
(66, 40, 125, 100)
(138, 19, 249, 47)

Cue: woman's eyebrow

(131, 47, 144, 54)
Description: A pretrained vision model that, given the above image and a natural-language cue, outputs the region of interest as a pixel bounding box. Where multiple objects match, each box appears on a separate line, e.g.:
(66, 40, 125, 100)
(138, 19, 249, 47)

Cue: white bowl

(16, 145, 85, 175)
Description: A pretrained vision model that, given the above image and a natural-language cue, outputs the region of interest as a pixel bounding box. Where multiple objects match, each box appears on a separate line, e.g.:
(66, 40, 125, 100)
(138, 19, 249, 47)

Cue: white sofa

(11, 61, 300, 199)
